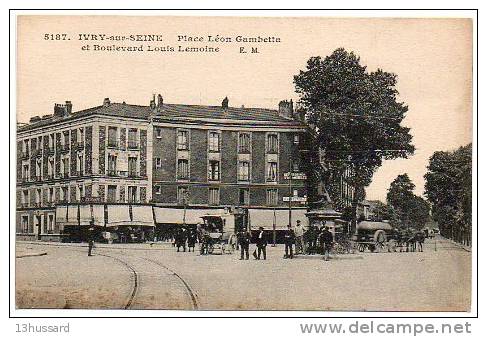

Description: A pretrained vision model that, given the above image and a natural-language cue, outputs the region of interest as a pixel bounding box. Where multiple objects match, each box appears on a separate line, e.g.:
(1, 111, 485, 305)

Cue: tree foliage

(386, 174, 430, 230)
(424, 143, 472, 244)
(294, 48, 415, 221)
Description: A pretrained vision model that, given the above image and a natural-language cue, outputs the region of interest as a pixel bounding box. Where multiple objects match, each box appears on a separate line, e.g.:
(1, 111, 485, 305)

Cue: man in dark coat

(284, 224, 295, 259)
(320, 227, 334, 261)
(176, 227, 187, 252)
(254, 227, 267, 260)
(237, 228, 251, 260)
(187, 229, 197, 252)
(305, 225, 318, 255)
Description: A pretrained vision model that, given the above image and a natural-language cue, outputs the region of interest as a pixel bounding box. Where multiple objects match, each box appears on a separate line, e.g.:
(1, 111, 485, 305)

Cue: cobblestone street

(15, 238, 471, 311)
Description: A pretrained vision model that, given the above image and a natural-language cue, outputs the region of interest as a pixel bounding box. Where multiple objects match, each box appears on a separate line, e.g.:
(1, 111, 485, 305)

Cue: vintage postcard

(14, 14, 473, 313)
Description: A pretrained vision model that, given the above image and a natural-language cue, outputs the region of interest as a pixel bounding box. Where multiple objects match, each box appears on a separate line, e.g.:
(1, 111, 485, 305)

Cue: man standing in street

(237, 227, 251, 260)
(87, 224, 95, 257)
(321, 226, 334, 261)
(284, 224, 295, 259)
(294, 220, 304, 254)
(254, 227, 267, 260)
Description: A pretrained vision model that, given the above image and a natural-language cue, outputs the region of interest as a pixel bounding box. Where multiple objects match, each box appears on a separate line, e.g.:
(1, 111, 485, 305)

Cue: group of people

(173, 227, 198, 252)
(236, 220, 335, 261)
(283, 221, 334, 260)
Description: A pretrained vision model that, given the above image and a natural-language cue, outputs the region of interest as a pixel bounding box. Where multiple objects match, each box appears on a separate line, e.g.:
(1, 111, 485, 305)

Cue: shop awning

(55, 205, 68, 231)
(132, 205, 155, 227)
(153, 207, 214, 225)
(66, 205, 79, 225)
(79, 205, 92, 226)
(248, 208, 308, 230)
(92, 205, 105, 227)
(55, 205, 68, 222)
(107, 205, 131, 227)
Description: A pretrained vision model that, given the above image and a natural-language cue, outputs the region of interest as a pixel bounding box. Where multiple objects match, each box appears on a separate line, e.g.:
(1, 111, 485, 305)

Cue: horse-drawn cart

(352, 221, 396, 253)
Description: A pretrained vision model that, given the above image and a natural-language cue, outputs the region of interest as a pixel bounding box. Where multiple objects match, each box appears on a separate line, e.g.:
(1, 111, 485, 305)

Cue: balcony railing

(127, 141, 139, 149)
(31, 175, 42, 182)
(128, 170, 139, 178)
(74, 170, 84, 177)
(107, 140, 119, 149)
(107, 169, 118, 177)
(20, 177, 29, 183)
(46, 173, 55, 180)
(20, 202, 29, 208)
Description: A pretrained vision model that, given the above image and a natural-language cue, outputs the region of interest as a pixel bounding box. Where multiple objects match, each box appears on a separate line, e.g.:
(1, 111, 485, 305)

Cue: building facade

(16, 95, 309, 241)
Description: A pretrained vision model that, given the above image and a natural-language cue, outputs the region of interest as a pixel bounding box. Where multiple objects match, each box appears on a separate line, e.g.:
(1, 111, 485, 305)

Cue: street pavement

(15, 238, 471, 311)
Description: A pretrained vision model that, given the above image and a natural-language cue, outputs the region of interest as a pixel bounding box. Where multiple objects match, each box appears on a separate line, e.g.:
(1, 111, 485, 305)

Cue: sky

(17, 16, 473, 201)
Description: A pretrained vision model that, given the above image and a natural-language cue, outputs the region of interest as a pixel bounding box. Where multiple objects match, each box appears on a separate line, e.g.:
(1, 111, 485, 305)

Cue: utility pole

(289, 155, 293, 229)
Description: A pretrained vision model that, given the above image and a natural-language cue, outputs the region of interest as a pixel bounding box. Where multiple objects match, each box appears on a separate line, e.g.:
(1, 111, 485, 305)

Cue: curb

(16, 251, 48, 258)
(294, 254, 364, 261)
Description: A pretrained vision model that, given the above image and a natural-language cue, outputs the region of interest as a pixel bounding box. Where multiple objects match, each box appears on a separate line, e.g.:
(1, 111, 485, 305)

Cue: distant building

(16, 95, 309, 242)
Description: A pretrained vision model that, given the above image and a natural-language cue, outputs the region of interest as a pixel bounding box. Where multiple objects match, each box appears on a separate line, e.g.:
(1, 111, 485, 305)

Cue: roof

(18, 101, 304, 132)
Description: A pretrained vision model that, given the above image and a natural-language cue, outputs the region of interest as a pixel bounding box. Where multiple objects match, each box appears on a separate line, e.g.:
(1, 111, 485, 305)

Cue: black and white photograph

(11, 11, 475, 318)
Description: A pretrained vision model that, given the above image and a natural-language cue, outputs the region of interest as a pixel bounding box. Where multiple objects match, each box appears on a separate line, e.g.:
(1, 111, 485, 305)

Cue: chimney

(65, 101, 72, 114)
(222, 97, 229, 109)
(278, 99, 294, 119)
(103, 97, 111, 107)
(157, 94, 163, 112)
(53, 103, 69, 117)
(149, 94, 156, 111)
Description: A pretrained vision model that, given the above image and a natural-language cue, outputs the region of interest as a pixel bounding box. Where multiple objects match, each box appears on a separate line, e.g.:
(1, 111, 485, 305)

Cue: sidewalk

(16, 240, 174, 251)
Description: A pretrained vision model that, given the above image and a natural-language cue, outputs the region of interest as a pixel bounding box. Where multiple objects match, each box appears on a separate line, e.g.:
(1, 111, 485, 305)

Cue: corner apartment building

(16, 94, 309, 241)
(16, 98, 150, 241)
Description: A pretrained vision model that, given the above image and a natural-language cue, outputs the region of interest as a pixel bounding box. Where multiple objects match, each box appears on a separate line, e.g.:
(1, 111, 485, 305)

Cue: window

(294, 134, 300, 145)
(36, 189, 42, 205)
(78, 128, 84, 144)
(77, 153, 84, 175)
(177, 186, 189, 204)
(128, 157, 138, 177)
(208, 131, 220, 152)
(62, 158, 70, 177)
(239, 188, 250, 205)
(108, 127, 118, 147)
(108, 154, 117, 176)
(267, 134, 278, 153)
(155, 128, 163, 139)
(61, 186, 68, 202)
(77, 185, 84, 202)
(177, 130, 189, 150)
(22, 164, 29, 180)
(62, 132, 69, 147)
(155, 185, 162, 194)
(21, 215, 29, 233)
(177, 159, 189, 180)
(209, 188, 220, 205)
(266, 189, 278, 206)
(128, 186, 137, 203)
(266, 161, 278, 182)
(36, 159, 42, 178)
(238, 161, 250, 181)
(22, 190, 29, 206)
(238, 133, 251, 153)
(107, 185, 117, 202)
(48, 214, 54, 232)
(208, 160, 220, 181)
(128, 128, 138, 148)
(48, 158, 54, 177)
(49, 134, 55, 149)
(48, 187, 54, 204)
(155, 158, 162, 169)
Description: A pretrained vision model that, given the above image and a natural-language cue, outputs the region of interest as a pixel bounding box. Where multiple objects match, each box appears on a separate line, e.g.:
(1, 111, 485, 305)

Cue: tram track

(140, 256, 200, 310)
(96, 252, 139, 309)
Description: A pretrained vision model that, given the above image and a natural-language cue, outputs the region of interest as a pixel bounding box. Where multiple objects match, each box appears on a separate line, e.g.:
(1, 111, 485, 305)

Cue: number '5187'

(44, 33, 69, 40)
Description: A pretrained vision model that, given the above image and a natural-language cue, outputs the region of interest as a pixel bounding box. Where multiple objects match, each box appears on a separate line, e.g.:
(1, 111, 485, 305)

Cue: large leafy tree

(294, 48, 415, 228)
(424, 143, 472, 244)
(386, 174, 430, 230)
